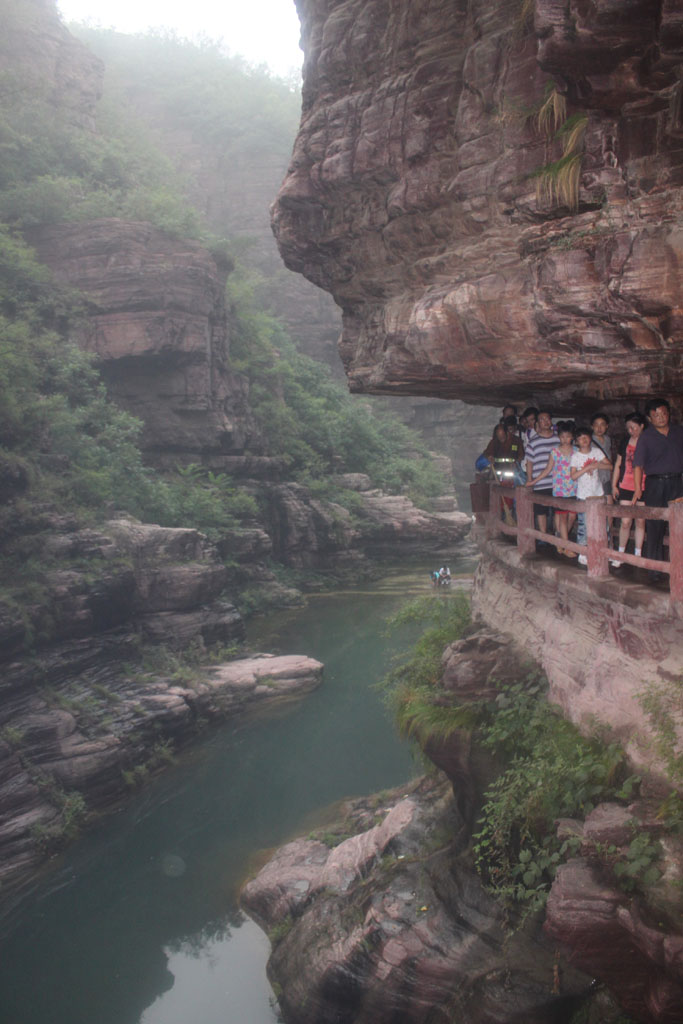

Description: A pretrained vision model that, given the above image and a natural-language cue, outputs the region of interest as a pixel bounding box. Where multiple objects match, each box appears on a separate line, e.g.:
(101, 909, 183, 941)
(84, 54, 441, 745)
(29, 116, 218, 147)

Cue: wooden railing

(470, 480, 683, 602)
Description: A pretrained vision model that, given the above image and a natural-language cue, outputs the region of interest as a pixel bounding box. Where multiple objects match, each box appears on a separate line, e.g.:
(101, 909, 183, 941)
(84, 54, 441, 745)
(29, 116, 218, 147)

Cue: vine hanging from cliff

(531, 81, 588, 212)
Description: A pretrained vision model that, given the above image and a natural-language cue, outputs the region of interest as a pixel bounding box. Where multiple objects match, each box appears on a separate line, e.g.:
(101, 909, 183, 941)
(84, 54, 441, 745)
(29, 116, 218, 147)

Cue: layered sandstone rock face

(470, 531, 683, 781)
(242, 777, 592, 1024)
(274, 0, 683, 411)
(27, 220, 258, 457)
(0, 513, 324, 888)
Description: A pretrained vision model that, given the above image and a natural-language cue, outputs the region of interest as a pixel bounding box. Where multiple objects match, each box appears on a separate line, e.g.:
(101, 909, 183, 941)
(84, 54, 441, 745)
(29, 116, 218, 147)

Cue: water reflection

(141, 918, 277, 1024)
(0, 559, 474, 1024)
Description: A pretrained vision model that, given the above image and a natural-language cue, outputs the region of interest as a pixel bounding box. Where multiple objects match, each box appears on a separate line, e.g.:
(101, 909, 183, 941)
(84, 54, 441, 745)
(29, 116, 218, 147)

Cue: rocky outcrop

(0, 651, 322, 890)
(546, 842, 683, 1024)
(0, 513, 325, 889)
(470, 530, 683, 783)
(428, 617, 683, 1024)
(26, 219, 258, 457)
(265, 480, 471, 569)
(0, 517, 242, 664)
(274, 0, 683, 413)
(266, 482, 360, 570)
(242, 776, 592, 1024)
(3, 0, 103, 130)
(356, 490, 471, 551)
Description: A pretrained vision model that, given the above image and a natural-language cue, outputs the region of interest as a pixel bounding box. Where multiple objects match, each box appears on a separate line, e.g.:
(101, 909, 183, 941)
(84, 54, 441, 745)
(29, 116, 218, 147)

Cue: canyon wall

(27, 219, 258, 458)
(273, 0, 683, 414)
(255, 3, 683, 1021)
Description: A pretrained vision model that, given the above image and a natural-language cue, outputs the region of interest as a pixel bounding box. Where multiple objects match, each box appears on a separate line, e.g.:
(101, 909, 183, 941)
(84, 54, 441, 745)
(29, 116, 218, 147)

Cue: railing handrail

(469, 480, 683, 603)
(505, 487, 671, 521)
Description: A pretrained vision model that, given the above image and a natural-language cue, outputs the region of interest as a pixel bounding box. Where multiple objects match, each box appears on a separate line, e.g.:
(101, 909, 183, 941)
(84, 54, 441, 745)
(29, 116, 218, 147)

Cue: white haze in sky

(56, 0, 303, 77)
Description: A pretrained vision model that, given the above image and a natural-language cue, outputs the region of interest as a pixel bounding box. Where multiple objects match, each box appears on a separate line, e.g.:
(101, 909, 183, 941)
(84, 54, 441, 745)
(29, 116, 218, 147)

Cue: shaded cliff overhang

(272, 0, 683, 412)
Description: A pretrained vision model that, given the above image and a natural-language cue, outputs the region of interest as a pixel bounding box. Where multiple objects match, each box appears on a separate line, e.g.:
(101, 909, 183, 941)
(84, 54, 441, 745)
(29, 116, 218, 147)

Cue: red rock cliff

(273, 0, 683, 412)
(27, 219, 257, 456)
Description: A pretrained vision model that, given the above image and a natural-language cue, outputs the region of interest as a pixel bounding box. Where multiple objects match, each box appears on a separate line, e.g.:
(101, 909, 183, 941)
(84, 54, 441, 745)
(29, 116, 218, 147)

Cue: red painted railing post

(668, 497, 683, 603)
(469, 481, 490, 524)
(486, 484, 498, 537)
(516, 485, 535, 556)
(585, 496, 609, 577)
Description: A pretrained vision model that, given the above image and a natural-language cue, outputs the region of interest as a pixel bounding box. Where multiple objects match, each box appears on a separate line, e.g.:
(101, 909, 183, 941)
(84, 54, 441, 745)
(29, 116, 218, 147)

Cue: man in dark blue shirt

(632, 398, 683, 572)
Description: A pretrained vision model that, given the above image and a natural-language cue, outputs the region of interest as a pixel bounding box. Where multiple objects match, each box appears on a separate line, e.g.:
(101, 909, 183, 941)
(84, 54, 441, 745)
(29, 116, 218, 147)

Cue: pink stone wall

(471, 532, 683, 784)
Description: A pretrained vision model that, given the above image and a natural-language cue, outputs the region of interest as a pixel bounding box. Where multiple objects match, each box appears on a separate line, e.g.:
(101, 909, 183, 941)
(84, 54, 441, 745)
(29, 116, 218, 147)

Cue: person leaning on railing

(484, 422, 525, 523)
(632, 398, 683, 580)
(611, 412, 647, 562)
(524, 410, 559, 538)
(570, 426, 612, 567)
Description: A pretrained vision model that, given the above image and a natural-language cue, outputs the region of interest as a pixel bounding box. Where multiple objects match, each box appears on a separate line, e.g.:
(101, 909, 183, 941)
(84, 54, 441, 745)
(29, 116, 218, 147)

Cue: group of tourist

(478, 398, 683, 582)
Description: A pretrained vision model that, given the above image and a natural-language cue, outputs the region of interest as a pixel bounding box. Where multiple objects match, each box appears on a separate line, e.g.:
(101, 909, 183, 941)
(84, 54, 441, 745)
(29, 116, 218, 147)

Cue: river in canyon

(0, 556, 475, 1024)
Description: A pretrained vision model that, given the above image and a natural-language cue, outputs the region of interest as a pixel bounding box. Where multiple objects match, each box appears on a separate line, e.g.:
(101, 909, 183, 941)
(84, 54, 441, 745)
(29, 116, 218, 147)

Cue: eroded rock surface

(546, 856, 683, 1024)
(242, 777, 591, 1024)
(3, 0, 103, 130)
(27, 219, 257, 456)
(0, 650, 322, 890)
(0, 511, 327, 890)
(471, 530, 683, 780)
(266, 480, 471, 569)
(428, 614, 683, 1024)
(274, 0, 683, 411)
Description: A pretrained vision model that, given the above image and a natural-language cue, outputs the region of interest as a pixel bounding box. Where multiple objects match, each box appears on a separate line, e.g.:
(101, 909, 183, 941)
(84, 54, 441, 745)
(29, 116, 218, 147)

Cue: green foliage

(638, 676, 683, 787)
(268, 915, 294, 946)
(0, 20, 207, 236)
(1, 725, 25, 749)
(380, 594, 473, 742)
(0, 227, 258, 599)
(382, 606, 657, 921)
(473, 679, 638, 916)
(393, 691, 480, 744)
(0, 227, 166, 520)
(122, 763, 150, 789)
(227, 268, 444, 506)
(72, 29, 301, 163)
(610, 832, 662, 891)
(308, 828, 355, 848)
(30, 786, 87, 852)
(655, 790, 683, 830)
(382, 594, 472, 685)
(144, 465, 258, 539)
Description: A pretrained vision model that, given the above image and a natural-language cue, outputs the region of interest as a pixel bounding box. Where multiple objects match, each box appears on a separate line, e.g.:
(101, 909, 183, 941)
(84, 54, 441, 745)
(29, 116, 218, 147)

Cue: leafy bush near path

(381, 596, 665, 919)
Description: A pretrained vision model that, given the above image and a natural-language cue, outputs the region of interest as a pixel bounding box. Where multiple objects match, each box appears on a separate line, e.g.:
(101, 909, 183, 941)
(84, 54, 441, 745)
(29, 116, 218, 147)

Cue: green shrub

(473, 680, 638, 916)
(226, 265, 445, 507)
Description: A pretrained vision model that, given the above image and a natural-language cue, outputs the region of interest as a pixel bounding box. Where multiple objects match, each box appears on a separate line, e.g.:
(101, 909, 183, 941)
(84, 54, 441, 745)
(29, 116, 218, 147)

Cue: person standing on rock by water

(632, 398, 683, 581)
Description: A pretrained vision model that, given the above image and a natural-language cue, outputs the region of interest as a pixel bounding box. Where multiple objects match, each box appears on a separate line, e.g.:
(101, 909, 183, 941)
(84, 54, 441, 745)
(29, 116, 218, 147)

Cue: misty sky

(56, 0, 303, 77)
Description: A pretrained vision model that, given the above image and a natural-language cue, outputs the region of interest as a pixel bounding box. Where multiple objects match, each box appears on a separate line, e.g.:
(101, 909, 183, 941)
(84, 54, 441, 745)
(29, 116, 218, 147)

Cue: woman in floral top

(526, 421, 577, 556)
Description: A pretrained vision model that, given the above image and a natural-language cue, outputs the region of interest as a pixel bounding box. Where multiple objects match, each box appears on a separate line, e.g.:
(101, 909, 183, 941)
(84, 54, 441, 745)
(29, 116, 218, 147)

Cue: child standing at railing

(526, 421, 578, 557)
(570, 426, 613, 566)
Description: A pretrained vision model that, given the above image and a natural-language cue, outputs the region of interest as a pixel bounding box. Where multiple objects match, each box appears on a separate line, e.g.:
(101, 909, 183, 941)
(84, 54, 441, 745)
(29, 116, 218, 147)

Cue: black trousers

(643, 475, 683, 563)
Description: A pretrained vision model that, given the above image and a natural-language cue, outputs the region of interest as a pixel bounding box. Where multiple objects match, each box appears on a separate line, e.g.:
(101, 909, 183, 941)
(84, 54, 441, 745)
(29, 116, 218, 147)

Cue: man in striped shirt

(525, 410, 559, 537)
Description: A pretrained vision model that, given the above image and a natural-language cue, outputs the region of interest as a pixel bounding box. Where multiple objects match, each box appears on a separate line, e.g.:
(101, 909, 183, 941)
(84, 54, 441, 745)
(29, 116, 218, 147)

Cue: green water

(0, 560, 473, 1024)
